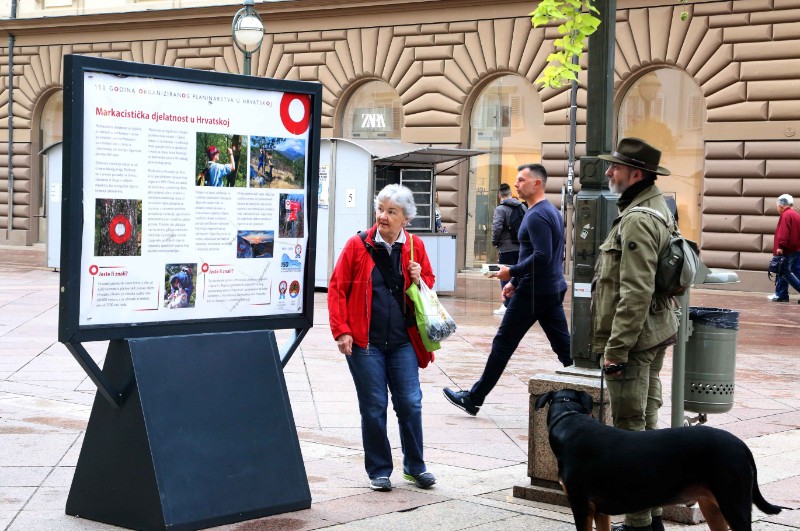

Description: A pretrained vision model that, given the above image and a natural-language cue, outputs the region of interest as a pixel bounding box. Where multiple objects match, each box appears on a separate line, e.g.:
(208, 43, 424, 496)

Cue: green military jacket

(591, 184, 679, 363)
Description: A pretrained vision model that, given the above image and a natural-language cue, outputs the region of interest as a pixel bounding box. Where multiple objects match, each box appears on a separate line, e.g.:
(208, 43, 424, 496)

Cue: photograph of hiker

(196, 132, 248, 187)
(163, 263, 197, 309)
(248, 136, 306, 189)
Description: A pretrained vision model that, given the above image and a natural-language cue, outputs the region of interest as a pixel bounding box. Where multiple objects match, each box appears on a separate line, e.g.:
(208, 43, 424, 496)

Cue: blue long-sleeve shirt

(508, 199, 567, 295)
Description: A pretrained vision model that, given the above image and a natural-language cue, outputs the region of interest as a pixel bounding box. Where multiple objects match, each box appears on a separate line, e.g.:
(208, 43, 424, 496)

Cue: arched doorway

(617, 69, 704, 242)
(466, 75, 543, 267)
(35, 90, 64, 243)
(339, 80, 402, 140)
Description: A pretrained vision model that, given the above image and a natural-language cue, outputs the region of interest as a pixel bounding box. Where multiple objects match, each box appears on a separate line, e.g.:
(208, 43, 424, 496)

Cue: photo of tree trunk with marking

(94, 198, 142, 256)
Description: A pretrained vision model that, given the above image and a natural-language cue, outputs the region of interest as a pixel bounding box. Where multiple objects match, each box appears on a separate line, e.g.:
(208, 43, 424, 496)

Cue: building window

(466, 75, 544, 267)
(617, 68, 705, 242)
(341, 80, 402, 139)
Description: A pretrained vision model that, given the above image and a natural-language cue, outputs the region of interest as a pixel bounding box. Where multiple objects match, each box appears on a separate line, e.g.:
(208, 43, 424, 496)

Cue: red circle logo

(89, 265, 99, 276)
(201, 263, 209, 273)
(109, 215, 132, 244)
(289, 280, 300, 297)
(280, 93, 311, 135)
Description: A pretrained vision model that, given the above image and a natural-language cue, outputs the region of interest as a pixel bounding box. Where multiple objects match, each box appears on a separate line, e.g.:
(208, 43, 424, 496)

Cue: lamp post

(232, 0, 264, 76)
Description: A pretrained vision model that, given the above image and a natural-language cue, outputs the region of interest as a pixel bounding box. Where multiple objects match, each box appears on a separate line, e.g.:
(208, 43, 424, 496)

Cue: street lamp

(232, 0, 264, 76)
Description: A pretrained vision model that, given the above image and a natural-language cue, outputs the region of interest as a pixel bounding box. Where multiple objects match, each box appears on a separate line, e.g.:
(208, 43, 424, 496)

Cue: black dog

(535, 388, 787, 531)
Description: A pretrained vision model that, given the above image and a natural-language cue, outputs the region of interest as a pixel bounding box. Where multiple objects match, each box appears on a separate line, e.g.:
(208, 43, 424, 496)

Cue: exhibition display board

(57, 56, 320, 530)
(59, 55, 320, 342)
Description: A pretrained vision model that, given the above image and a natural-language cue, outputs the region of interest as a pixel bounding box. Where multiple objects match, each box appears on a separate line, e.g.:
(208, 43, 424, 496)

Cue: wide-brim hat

(598, 137, 670, 176)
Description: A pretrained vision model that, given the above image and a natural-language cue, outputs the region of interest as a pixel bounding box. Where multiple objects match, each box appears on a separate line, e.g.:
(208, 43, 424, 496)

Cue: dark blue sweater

(508, 199, 567, 295)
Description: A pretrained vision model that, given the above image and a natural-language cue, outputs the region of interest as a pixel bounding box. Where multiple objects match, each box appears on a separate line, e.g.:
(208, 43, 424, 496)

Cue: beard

(609, 180, 626, 195)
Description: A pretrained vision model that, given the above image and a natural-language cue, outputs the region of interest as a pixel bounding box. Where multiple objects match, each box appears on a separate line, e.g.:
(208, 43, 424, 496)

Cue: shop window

(466, 75, 544, 267)
(340, 80, 402, 139)
(617, 68, 704, 242)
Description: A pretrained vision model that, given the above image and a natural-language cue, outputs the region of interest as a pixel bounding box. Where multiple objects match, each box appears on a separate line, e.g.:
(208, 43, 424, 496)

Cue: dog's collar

(547, 397, 587, 430)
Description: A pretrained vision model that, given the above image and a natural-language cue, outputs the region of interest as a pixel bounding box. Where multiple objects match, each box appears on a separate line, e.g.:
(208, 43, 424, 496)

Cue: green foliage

(530, 0, 601, 89)
(680, 0, 689, 22)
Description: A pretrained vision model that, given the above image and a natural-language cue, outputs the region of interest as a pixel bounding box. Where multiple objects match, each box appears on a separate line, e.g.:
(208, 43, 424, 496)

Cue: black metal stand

(66, 330, 310, 530)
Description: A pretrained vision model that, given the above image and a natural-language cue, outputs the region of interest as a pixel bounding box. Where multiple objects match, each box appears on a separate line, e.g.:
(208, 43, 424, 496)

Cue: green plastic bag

(406, 282, 442, 352)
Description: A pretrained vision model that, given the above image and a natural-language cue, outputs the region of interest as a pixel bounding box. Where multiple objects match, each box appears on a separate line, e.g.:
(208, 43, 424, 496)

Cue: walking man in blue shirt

(444, 163, 571, 416)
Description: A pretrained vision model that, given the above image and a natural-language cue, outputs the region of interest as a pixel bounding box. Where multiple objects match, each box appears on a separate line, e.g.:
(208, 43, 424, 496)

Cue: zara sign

(353, 107, 393, 136)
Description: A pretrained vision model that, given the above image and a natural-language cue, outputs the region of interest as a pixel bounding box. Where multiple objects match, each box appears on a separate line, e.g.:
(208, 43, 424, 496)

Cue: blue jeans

(469, 286, 571, 406)
(497, 250, 519, 308)
(775, 251, 800, 298)
(346, 342, 425, 479)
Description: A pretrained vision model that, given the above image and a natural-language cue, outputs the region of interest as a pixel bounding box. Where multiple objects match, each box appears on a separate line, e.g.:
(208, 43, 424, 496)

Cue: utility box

(315, 138, 483, 291)
(684, 268, 741, 415)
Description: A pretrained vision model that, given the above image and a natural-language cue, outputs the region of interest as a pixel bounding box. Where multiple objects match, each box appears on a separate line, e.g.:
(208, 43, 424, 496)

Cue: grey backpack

(624, 206, 700, 296)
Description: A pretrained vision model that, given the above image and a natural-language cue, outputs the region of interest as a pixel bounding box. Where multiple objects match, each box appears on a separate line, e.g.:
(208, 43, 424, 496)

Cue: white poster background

(79, 72, 311, 326)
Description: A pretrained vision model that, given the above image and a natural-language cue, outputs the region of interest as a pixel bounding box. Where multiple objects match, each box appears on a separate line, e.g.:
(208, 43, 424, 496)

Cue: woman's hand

(408, 260, 422, 286)
(336, 333, 353, 355)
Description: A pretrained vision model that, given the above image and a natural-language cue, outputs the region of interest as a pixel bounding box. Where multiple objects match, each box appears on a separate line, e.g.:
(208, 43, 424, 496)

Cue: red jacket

(773, 207, 800, 254)
(328, 225, 436, 366)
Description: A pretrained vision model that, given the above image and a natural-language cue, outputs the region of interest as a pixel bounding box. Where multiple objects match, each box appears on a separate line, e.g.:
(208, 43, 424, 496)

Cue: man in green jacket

(592, 138, 679, 531)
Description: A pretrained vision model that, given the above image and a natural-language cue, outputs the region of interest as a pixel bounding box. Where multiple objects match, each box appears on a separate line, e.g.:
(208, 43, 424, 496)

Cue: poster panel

(59, 56, 321, 342)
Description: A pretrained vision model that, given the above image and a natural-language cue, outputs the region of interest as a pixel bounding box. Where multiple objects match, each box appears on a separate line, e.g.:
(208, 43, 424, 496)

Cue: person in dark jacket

(769, 193, 800, 302)
(327, 184, 437, 493)
(443, 163, 571, 416)
(491, 182, 526, 315)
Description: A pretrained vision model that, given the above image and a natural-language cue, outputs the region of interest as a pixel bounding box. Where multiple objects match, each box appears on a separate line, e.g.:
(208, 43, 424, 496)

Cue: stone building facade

(2, 0, 800, 291)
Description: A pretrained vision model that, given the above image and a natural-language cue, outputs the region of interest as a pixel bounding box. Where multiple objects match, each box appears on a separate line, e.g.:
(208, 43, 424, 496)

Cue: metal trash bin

(684, 307, 739, 414)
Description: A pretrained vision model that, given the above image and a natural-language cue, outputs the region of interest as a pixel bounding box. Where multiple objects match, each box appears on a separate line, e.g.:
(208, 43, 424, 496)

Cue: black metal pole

(569, 0, 618, 369)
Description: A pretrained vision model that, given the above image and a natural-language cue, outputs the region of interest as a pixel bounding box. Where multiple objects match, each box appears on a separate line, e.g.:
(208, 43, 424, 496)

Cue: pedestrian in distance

(592, 137, 679, 531)
(768, 193, 800, 303)
(327, 184, 437, 493)
(443, 163, 572, 417)
(491, 182, 526, 316)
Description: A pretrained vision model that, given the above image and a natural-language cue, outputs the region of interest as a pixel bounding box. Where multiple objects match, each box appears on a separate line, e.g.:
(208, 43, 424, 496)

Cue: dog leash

(599, 363, 605, 425)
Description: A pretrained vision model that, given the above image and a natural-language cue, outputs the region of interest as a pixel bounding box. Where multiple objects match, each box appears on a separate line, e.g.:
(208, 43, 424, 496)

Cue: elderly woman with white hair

(328, 184, 437, 492)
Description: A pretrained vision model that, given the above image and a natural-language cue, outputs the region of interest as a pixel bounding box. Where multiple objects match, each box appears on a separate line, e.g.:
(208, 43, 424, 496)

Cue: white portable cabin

(315, 138, 483, 291)
(42, 142, 63, 269)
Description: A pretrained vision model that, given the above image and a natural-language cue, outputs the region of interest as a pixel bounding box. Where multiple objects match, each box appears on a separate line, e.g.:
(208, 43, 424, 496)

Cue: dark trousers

(775, 251, 800, 298)
(346, 342, 425, 479)
(497, 250, 519, 308)
(469, 285, 571, 406)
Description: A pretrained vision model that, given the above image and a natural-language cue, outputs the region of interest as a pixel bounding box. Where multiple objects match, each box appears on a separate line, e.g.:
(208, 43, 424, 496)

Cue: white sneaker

(493, 305, 506, 315)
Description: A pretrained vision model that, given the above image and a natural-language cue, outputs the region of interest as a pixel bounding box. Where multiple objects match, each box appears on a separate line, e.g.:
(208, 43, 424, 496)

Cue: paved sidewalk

(0, 262, 798, 530)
